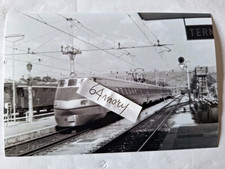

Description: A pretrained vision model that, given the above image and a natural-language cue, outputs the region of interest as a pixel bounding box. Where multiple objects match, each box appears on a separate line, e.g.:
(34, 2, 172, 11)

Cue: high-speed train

(54, 77, 172, 127)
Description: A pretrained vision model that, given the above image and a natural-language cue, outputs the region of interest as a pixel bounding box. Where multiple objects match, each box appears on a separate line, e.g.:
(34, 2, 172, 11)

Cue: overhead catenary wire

(5, 44, 158, 56)
(128, 14, 154, 45)
(74, 19, 118, 44)
(5, 45, 102, 73)
(138, 14, 159, 42)
(5, 46, 28, 53)
(17, 30, 59, 45)
(139, 16, 172, 55)
(59, 14, 132, 62)
(4, 57, 70, 71)
(4, 64, 68, 77)
(23, 13, 139, 68)
(71, 22, 113, 47)
(34, 31, 63, 50)
(128, 13, 172, 69)
(58, 14, 117, 46)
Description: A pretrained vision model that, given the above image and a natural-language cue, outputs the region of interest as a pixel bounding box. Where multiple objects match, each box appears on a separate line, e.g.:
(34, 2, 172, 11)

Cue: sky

(4, 13, 216, 80)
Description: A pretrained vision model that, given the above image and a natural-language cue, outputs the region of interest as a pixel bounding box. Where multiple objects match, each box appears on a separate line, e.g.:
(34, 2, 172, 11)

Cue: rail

(93, 95, 184, 153)
(5, 127, 91, 156)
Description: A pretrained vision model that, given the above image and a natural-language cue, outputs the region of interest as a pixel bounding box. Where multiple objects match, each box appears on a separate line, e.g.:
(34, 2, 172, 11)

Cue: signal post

(178, 56, 191, 108)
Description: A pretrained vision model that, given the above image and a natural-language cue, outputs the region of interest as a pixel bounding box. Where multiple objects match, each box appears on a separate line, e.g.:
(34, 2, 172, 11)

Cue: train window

(136, 88, 140, 94)
(128, 88, 132, 95)
(126, 88, 130, 95)
(58, 80, 65, 87)
(130, 88, 133, 95)
(119, 88, 124, 95)
(115, 87, 119, 93)
(125, 88, 129, 95)
(134, 88, 137, 95)
(68, 79, 77, 86)
(123, 88, 127, 95)
(132, 88, 136, 95)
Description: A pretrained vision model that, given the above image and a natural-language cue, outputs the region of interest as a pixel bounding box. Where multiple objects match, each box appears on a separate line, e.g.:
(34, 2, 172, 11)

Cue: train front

(54, 78, 107, 127)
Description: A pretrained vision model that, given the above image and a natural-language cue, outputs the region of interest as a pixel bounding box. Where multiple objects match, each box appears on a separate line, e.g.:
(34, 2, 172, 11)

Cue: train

(54, 76, 173, 127)
(4, 82, 57, 116)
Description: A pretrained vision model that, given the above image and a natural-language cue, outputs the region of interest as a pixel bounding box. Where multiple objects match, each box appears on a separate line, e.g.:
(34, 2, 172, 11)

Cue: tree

(42, 76, 51, 82)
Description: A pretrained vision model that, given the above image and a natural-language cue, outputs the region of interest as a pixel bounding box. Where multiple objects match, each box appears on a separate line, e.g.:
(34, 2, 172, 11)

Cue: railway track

(5, 127, 91, 156)
(93, 96, 185, 153)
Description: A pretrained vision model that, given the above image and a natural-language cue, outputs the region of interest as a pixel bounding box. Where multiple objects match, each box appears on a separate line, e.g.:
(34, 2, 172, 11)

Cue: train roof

(4, 82, 57, 88)
(60, 76, 171, 89)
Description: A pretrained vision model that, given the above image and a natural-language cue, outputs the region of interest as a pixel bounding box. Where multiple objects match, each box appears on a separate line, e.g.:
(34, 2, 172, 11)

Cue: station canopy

(138, 13, 211, 20)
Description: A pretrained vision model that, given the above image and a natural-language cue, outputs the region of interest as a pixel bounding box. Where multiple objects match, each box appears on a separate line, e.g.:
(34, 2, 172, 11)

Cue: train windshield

(58, 80, 66, 87)
(68, 79, 77, 86)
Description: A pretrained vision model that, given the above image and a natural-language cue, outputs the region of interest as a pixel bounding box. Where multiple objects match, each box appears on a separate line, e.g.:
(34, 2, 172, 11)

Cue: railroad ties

(5, 128, 91, 156)
(93, 96, 184, 153)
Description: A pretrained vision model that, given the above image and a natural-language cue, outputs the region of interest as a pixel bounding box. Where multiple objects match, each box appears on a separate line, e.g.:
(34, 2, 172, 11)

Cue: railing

(4, 111, 54, 126)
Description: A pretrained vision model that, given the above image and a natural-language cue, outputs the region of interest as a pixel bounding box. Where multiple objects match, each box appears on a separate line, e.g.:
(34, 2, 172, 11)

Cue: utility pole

(61, 18, 81, 77)
(5, 34, 24, 122)
(61, 46, 82, 76)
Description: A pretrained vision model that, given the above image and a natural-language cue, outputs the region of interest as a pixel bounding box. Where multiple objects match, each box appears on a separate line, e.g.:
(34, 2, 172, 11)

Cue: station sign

(185, 25, 214, 40)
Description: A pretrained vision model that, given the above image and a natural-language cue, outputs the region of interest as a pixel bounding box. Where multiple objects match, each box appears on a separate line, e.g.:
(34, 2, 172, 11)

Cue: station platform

(159, 96, 219, 150)
(160, 123, 218, 150)
(4, 116, 56, 147)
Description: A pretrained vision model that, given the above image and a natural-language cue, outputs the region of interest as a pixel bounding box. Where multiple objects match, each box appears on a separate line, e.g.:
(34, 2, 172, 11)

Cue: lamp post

(5, 34, 25, 122)
(26, 62, 33, 122)
(26, 57, 43, 122)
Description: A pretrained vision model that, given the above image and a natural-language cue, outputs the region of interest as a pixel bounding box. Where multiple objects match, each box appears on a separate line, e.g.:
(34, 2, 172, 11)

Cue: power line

(58, 14, 117, 46)
(82, 44, 155, 51)
(128, 14, 154, 45)
(36, 53, 101, 73)
(5, 44, 157, 55)
(23, 13, 139, 68)
(128, 14, 173, 69)
(138, 14, 158, 41)
(18, 30, 59, 44)
(72, 22, 113, 47)
(4, 64, 68, 77)
(5, 46, 28, 53)
(59, 14, 132, 63)
(5, 46, 102, 73)
(73, 20, 117, 45)
(34, 31, 63, 50)
(4, 57, 70, 71)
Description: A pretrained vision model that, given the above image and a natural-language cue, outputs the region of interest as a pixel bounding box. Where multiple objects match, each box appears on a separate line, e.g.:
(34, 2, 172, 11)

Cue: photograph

(3, 12, 218, 156)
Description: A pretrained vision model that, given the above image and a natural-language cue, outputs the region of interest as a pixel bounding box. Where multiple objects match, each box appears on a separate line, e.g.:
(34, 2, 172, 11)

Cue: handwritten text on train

(89, 84, 129, 115)
(77, 78, 142, 123)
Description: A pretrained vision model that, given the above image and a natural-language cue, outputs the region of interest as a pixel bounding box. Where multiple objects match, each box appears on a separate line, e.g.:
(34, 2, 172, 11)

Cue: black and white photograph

(3, 12, 218, 156)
